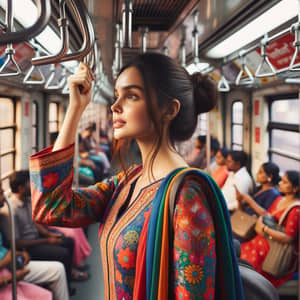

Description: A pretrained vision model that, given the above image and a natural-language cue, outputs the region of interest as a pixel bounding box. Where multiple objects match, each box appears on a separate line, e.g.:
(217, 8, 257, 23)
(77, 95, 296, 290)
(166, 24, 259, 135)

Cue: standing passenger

(29, 53, 243, 299)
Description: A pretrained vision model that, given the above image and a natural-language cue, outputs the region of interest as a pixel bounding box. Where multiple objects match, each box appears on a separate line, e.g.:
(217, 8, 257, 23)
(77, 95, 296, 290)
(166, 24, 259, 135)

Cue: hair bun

(190, 72, 218, 114)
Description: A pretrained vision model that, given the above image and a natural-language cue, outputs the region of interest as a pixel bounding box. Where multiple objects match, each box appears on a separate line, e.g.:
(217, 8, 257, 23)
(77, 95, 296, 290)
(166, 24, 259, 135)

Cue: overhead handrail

(0, 0, 51, 45)
(289, 23, 300, 71)
(122, 0, 133, 48)
(192, 10, 199, 64)
(285, 78, 300, 84)
(23, 49, 45, 84)
(0, 44, 22, 77)
(255, 34, 276, 78)
(32, 0, 94, 65)
(235, 52, 254, 85)
(32, 0, 69, 66)
(140, 26, 148, 53)
(112, 24, 122, 78)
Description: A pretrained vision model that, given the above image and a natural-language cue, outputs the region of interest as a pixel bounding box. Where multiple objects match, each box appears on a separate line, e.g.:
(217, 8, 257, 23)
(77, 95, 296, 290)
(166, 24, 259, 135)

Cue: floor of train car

(71, 223, 104, 300)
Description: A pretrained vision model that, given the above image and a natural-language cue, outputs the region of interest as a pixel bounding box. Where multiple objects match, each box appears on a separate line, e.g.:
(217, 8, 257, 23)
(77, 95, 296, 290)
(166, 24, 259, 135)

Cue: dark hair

(114, 53, 217, 175)
(262, 162, 280, 185)
(285, 170, 300, 197)
(210, 137, 220, 153)
(229, 150, 247, 167)
(219, 147, 229, 158)
(197, 135, 206, 145)
(9, 170, 30, 193)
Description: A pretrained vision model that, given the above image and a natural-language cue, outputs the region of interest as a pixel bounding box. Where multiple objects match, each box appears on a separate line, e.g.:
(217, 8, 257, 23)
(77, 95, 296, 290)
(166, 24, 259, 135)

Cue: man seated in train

(7, 170, 76, 294)
(221, 150, 254, 212)
(0, 183, 70, 299)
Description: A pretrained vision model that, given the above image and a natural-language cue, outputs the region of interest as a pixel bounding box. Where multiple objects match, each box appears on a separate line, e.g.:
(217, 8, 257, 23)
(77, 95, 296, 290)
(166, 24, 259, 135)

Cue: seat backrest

(239, 263, 279, 300)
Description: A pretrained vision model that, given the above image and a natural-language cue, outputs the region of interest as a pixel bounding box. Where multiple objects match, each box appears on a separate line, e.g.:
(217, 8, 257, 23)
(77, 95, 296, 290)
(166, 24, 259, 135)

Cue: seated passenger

(207, 137, 220, 173)
(241, 170, 300, 287)
(7, 171, 78, 289)
(0, 184, 69, 300)
(221, 150, 253, 211)
(211, 148, 229, 188)
(235, 162, 281, 216)
(186, 135, 206, 169)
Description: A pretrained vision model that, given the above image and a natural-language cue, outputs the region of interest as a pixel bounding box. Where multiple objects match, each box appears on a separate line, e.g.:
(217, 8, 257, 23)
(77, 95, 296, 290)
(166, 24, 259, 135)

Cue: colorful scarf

(133, 167, 244, 300)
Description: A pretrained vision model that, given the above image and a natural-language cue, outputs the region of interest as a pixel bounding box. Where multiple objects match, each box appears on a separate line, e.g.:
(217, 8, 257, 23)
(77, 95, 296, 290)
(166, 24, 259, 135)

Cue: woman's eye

(127, 94, 138, 100)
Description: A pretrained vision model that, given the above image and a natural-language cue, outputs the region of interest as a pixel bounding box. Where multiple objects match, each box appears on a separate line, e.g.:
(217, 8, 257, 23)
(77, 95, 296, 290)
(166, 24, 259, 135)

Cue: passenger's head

(226, 150, 247, 172)
(9, 170, 31, 200)
(256, 162, 280, 185)
(210, 137, 220, 156)
(279, 170, 300, 197)
(195, 135, 206, 149)
(215, 148, 228, 166)
(112, 53, 217, 172)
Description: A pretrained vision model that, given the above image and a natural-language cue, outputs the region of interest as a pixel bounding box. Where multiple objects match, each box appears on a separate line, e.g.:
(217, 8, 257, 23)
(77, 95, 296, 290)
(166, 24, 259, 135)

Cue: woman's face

(256, 165, 269, 184)
(215, 150, 226, 166)
(111, 67, 155, 141)
(278, 174, 297, 195)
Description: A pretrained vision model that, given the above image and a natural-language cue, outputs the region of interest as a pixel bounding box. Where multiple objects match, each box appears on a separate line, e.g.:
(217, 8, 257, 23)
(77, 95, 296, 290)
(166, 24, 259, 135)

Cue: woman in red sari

(241, 170, 300, 287)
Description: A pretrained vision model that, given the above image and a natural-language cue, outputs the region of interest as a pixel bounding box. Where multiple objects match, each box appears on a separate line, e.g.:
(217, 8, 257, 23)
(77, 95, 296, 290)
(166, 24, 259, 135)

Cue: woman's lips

(113, 119, 126, 128)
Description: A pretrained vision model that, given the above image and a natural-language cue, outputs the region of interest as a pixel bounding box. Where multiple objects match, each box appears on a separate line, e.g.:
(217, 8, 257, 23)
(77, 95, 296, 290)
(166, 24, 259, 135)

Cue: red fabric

(241, 197, 300, 287)
(133, 213, 150, 300)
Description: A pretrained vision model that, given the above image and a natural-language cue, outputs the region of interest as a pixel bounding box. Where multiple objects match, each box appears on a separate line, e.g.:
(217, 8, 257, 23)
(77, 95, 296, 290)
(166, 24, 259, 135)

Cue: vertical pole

(206, 113, 211, 172)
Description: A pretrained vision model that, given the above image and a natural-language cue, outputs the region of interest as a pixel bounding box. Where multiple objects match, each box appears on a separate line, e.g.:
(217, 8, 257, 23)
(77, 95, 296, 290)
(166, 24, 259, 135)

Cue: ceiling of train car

(88, 0, 263, 79)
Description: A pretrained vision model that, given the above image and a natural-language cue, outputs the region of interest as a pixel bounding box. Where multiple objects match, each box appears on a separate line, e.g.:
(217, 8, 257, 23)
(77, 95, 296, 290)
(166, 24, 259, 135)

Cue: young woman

(29, 53, 243, 299)
(241, 170, 300, 287)
(235, 162, 281, 216)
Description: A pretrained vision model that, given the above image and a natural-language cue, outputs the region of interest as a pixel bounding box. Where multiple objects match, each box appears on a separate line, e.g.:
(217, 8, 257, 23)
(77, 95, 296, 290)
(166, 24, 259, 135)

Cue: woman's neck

(260, 183, 274, 191)
(136, 138, 188, 183)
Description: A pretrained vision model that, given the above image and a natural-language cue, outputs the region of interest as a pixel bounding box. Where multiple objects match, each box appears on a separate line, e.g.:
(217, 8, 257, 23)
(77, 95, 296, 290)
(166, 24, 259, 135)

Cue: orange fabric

(211, 165, 229, 188)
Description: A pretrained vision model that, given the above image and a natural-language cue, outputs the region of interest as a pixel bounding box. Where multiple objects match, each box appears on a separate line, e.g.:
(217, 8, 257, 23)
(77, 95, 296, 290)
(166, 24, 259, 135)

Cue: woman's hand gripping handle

(53, 63, 95, 151)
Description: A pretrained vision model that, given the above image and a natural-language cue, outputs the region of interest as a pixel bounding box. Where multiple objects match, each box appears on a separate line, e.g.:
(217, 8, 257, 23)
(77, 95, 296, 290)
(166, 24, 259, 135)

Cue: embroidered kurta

(29, 144, 216, 299)
(241, 197, 300, 287)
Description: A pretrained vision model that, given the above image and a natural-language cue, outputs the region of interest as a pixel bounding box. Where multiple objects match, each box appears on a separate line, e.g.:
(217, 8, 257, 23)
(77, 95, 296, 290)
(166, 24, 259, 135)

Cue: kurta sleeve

(284, 207, 300, 238)
(29, 144, 125, 227)
(172, 177, 216, 299)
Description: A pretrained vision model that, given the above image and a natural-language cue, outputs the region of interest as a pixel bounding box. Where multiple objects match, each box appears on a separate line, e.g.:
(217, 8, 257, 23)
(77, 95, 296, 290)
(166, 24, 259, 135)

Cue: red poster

(256, 33, 300, 70)
(24, 101, 29, 117)
(254, 100, 260, 116)
(255, 127, 260, 144)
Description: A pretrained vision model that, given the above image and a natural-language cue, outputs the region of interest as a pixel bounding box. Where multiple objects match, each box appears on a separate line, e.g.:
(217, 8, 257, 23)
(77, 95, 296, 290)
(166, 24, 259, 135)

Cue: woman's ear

(163, 99, 181, 121)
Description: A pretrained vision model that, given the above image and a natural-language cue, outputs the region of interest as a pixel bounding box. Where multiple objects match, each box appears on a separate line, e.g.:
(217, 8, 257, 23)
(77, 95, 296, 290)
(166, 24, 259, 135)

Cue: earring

(267, 178, 271, 182)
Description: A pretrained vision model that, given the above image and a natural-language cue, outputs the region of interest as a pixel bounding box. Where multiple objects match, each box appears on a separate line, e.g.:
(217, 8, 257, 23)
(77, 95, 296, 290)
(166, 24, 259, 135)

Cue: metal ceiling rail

(31, 0, 69, 66)
(32, 0, 95, 65)
(0, 0, 51, 45)
(122, 0, 133, 48)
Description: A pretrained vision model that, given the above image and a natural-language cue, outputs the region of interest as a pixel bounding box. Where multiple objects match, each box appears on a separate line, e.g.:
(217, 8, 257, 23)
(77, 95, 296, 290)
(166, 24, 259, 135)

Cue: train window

(49, 102, 59, 133)
(231, 101, 243, 150)
(0, 98, 16, 190)
(268, 96, 300, 173)
(32, 101, 38, 153)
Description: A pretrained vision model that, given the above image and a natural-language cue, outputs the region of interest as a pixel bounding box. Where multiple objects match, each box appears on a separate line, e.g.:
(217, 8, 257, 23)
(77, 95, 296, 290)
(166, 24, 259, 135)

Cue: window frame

(267, 93, 300, 166)
(231, 100, 244, 150)
(0, 96, 16, 184)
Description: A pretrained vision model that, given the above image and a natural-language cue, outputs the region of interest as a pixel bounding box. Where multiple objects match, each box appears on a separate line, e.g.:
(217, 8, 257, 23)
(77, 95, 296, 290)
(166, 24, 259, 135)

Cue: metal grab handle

(235, 53, 254, 85)
(218, 75, 230, 92)
(0, 45, 22, 77)
(255, 35, 276, 78)
(45, 65, 66, 89)
(4, 195, 18, 300)
(23, 50, 45, 84)
(289, 23, 300, 71)
(32, 0, 69, 66)
(0, 0, 51, 45)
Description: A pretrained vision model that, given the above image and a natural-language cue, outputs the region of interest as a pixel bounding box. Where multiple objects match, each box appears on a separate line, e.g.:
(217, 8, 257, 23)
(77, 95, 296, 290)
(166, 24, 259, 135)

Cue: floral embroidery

(117, 248, 136, 270)
(175, 285, 190, 300)
(124, 230, 139, 247)
(184, 264, 203, 284)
